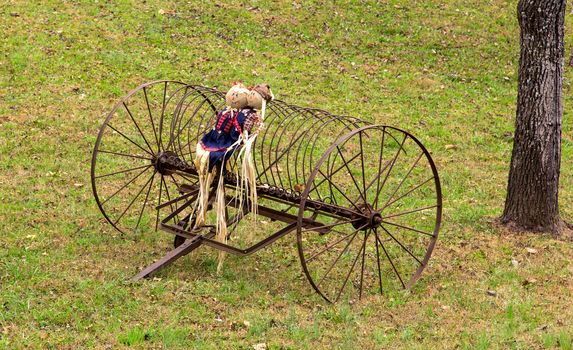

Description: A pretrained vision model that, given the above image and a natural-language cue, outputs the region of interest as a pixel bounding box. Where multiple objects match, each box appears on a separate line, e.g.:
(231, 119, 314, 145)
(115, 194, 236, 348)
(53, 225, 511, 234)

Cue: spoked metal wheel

(91, 80, 199, 235)
(297, 125, 442, 303)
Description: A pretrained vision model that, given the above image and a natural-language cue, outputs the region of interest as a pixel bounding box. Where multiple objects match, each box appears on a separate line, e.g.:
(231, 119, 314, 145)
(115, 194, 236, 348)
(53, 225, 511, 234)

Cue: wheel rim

(91, 80, 199, 235)
(297, 125, 442, 303)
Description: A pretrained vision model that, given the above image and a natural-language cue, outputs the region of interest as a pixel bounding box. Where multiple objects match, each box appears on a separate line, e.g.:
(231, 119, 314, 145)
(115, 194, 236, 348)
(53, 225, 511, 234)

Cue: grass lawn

(1, 0, 573, 348)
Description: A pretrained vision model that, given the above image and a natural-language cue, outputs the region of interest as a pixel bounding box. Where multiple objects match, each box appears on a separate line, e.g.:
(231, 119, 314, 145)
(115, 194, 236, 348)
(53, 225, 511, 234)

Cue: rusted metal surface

(91, 80, 443, 302)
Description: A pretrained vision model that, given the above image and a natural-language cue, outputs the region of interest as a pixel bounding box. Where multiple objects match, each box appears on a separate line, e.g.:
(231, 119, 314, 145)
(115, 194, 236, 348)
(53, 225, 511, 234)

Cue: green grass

(1, 0, 573, 348)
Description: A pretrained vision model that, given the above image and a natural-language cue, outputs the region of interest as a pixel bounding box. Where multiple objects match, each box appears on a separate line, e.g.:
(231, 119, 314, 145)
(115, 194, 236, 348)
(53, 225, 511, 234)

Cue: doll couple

(194, 82, 274, 272)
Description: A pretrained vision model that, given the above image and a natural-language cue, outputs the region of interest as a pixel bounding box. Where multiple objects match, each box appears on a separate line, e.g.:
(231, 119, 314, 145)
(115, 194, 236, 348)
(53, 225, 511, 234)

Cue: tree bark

(501, 0, 566, 233)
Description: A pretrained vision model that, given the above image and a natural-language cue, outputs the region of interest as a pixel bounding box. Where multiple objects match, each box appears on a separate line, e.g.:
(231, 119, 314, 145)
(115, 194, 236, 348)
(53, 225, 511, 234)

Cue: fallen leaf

(243, 320, 251, 328)
(522, 278, 537, 286)
(511, 259, 519, 267)
(253, 343, 267, 350)
(445, 144, 458, 150)
(293, 184, 305, 192)
(525, 247, 538, 254)
(486, 290, 497, 297)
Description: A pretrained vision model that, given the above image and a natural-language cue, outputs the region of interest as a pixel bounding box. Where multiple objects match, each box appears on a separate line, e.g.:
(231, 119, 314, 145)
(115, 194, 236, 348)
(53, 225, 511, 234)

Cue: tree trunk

(501, 0, 566, 233)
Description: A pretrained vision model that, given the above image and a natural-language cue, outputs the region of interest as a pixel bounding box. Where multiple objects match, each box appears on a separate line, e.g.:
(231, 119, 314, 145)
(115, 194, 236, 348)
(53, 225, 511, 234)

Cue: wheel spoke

(374, 231, 383, 294)
(169, 174, 181, 189)
(374, 134, 407, 209)
(335, 230, 369, 302)
(375, 228, 406, 288)
(381, 205, 438, 220)
(307, 152, 361, 196)
(123, 102, 155, 155)
(335, 145, 367, 204)
(162, 176, 179, 223)
(143, 86, 160, 153)
(315, 228, 361, 289)
(379, 225, 423, 265)
(158, 81, 168, 151)
(101, 165, 152, 205)
(114, 171, 156, 225)
(95, 164, 152, 179)
(352, 157, 393, 204)
(307, 222, 369, 262)
(300, 218, 361, 233)
(155, 175, 164, 231)
(381, 151, 424, 210)
(359, 131, 367, 200)
(317, 168, 363, 215)
(97, 149, 152, 161)
(359, 229, 369, 299)
(383, 176, 434, 209)
(106, 123, 154, 157)
(381, 220, 434, 237)
(373, 128, 386, 206)
(134, 172, 156, 233)
(172, 171, 197, 184)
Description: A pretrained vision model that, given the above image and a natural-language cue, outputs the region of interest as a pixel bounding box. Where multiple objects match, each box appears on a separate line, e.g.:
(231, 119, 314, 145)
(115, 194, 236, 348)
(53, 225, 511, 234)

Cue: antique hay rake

(91, 80, 442, 303)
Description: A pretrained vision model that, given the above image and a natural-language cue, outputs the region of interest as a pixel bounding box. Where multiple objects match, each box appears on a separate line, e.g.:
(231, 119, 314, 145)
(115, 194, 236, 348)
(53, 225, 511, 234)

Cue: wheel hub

(351, 203, 382, 231)
(153, 151, 178, 175)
